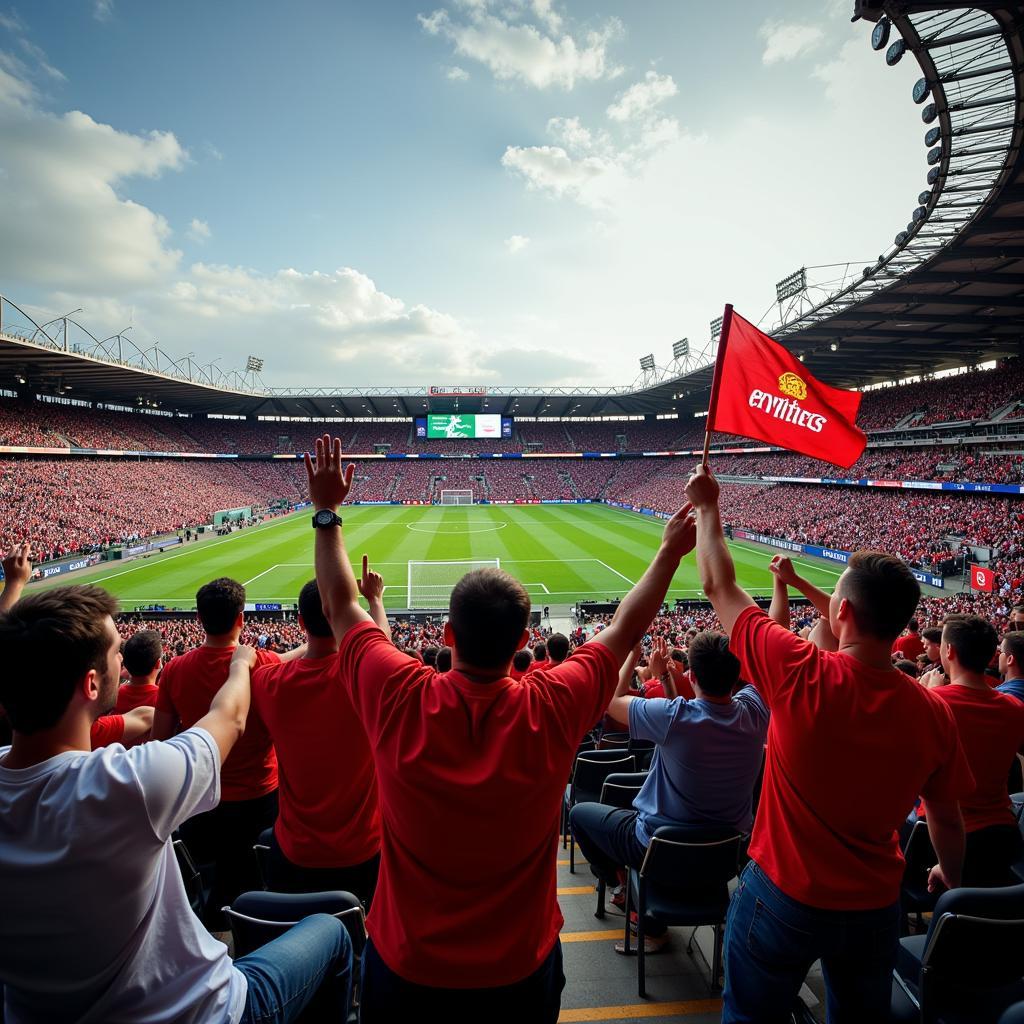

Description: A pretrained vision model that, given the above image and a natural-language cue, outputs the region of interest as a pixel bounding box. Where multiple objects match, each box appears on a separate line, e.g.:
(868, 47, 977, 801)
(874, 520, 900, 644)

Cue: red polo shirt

(156, 645, 281, 801)
(338, 622, 618, 987)
(252, 653, 380, 868)
(90, 715, 124, 748)
(923, 684, 1024, 832)
(732, 607, 973, 910)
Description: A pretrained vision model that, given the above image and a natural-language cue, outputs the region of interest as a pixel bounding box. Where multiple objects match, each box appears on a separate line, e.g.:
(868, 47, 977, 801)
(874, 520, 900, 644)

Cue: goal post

(440, 489, 474, 505)
(407, 558, 500, 609)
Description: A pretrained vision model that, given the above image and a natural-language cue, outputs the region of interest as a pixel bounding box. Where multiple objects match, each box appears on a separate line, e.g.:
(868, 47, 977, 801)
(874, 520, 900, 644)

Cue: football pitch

(48, 503, 843, 611)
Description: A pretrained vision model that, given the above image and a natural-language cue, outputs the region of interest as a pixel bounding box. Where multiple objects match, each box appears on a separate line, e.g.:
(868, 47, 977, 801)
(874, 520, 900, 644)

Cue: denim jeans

(360, 937, 564, 1023)
(236, 913, 353, 1024)
(723, 861, 900, 1024)
(568, 802, 666, 936)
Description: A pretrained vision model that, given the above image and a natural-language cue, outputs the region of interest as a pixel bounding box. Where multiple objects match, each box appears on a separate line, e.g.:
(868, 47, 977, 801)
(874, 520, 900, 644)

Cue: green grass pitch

(44, 504, 842, 612)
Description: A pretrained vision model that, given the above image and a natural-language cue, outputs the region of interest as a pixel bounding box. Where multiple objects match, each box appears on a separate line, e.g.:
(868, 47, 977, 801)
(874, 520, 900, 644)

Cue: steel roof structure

(0, 0, 1020, 422)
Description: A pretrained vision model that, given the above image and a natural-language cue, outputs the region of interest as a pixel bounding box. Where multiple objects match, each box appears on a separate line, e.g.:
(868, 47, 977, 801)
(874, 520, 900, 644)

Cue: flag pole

(702, 303, 734, 468)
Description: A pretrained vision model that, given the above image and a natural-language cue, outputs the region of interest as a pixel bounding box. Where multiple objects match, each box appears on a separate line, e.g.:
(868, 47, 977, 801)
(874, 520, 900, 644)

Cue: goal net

(407, 559, 500, 609)
(440, 489, 474, 505)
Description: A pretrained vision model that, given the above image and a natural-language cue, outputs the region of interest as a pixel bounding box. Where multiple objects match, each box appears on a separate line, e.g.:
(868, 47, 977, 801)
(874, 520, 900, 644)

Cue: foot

(614, 933, 669, 955)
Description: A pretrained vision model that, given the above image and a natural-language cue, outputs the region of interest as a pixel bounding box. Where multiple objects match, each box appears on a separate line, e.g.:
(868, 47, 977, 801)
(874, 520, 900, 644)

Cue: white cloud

(501, 144, 630, 209)
(606, 70, 677, 123)
(759, 21, 825, 65)
(504, 234, 530, 253)
(418, 2, 623, 89)
(187, 218, 211, 242)
(94, 0, 114, 22)
(445, 65, 470, 81)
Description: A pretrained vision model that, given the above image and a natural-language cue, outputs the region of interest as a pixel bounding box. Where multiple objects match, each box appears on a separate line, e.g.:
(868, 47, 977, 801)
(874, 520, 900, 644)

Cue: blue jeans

(236, 914, 353, 1024)
(723, 861, 899, 1024)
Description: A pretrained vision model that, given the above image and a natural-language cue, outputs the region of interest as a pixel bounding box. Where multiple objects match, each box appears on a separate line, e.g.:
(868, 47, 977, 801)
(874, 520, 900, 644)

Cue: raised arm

(194, 644, 256, 764)
(769, 555, 832, 620)
(591, 504, 696, 665)
(607, 645, 642, 725)
(685, 465, 756, 635)
(0, 543, 33, 613)
(304, 434, 373, 640)
(121, 706, 154, 744)
(357, 554, 392, 642)
(768, 566, 789, 628)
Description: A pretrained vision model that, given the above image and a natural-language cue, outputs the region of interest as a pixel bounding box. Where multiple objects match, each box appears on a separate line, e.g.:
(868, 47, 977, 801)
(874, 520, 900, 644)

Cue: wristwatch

(312, 509, 343, 529)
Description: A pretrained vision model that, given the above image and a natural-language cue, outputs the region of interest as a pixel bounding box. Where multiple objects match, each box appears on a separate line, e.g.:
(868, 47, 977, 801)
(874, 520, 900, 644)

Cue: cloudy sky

(0, 0, 927, 388)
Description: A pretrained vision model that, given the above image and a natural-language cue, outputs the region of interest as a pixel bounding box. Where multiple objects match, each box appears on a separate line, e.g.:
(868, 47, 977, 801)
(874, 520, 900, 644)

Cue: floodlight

(673, 339, 689, 360)
(922, 103, 938, 124)
(913, 205, 928, 223)
(895, 231, 909, 245)
(871, 18, 891, 51)
(913, 78, 930, 104)
(924, 127, 941, 148)
(927, 146, 942, 166)
(918, 190, 933, 206)
(830, 342, 838, 352)
(245, 355, 264, 373)
(885, 39, 906, 66)
(775, 267, 807, 303)
(710, 316, 724, 341)
(639, 354, 656, 372)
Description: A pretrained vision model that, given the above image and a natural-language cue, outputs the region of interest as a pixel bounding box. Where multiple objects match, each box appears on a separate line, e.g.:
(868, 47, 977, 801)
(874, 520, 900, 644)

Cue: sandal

(614, 933, 670, 955)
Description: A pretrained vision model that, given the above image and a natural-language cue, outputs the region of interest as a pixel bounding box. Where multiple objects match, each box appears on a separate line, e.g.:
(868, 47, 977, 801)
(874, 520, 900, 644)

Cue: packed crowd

(3, 448, 1023, 1024)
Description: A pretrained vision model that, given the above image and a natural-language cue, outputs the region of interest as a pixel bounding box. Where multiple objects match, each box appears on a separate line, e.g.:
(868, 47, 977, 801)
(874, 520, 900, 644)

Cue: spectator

(510, 648, 533, 680)
(546, 633, 570, 666)
(115, 629, 163, 712)
(305, 434, 696, 1022)
(1011, 603, 1024, 630)
(920, 626, 946, 687)
(422, 646, 440, 668)
(0, 584, 352, 1022)
(892, 618, 925, 662)
(685, 464, 973, 1024)
(91, 708, 154, 748)
(997, 631, 1024, 704)
(531, 641, 549, 673)
(919, 615, 1024, 886)
(152, 577, 305, 927)
(435, 646, 452, 672)
(252, 576, 383, 903)
(571, 629, 768, 954)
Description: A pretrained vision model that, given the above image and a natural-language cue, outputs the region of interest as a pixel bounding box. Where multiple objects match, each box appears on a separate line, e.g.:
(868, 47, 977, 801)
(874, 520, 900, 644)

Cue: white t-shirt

(0, 728, 246, 1024)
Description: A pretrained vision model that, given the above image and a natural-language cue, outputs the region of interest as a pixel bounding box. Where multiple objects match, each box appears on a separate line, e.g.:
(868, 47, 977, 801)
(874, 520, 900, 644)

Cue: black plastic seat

(593, 771, 649, 918)
(563, 750, 636, 872)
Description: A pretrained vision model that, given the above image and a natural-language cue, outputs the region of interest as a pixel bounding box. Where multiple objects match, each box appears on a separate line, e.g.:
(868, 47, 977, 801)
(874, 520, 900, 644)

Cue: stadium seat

(598, 731, 630, 750)
(627, 736, 656, 771)
(224, 890, 367, 960)
(253, 826, 274, 890)
(890, 883, 1024, 1024)
(173, 837, 206, 919)
(621, 825, 743, 998)
(900, 820, 938, 934)
(593, 771, 649, 919)
(564, 751, 637, 873)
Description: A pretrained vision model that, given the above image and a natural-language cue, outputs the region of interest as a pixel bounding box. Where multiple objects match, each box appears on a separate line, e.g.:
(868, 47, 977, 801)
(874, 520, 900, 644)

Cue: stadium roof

(0, 0, 1020, 422)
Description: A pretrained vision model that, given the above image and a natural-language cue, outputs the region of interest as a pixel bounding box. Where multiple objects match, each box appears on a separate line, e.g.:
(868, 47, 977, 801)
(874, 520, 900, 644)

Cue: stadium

(0, 1, 1023, 1023)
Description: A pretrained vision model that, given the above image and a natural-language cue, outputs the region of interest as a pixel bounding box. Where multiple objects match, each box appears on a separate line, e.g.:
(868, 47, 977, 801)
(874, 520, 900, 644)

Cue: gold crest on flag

(778, 372, 807, 401)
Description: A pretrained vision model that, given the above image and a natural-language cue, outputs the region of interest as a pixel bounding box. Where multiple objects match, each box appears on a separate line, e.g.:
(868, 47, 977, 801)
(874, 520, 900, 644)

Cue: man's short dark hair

(122, 630, 162, 677)
(298, 580, 332, 639)
(436, 646, 453, 672)
(533, 642, 547, 662)
(547, 634, 570, 663)
(0, 585, 118, 734)
(196, 577, 245, 636)
(1003, 631, 1024, 668)
(922, 627, 943, 644)
(943, 614, 998, 673)
(687, 631, 741, 698)
(907, 618, 919, 634)
(894, 659, 918, 677)
(1013, 603, 1024, 615)
(839, 552, 921, 641)
(670, 648, 687, 667)
(422, 646, 439, 667)
(512, 649, 533, 672)
(448, 568, 530, 669)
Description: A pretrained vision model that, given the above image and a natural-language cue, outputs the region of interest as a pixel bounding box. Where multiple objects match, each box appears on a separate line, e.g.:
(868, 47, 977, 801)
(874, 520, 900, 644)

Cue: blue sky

(0, 0, 926, 388)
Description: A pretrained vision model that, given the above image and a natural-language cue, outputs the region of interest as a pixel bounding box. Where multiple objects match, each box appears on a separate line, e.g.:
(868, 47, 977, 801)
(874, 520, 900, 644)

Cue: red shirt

(90, 715, 124, 748)
(892, 634, 926, 662)
(156, 645, 281, 801)
(338, 622, 618, 987)
(924, 684, 1024, 833)
(732, 607, 974, 910)
(114, 682, 159, 713)
(252, 654, 380, 869)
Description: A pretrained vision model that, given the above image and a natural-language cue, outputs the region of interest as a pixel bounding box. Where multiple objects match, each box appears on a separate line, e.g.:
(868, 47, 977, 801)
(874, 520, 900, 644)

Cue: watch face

(315, 509, 335, 526)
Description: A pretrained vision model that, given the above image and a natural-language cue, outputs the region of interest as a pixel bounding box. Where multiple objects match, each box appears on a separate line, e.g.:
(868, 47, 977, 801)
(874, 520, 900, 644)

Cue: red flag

(706, 307, 867, 468)
(970, 564, 994, 593)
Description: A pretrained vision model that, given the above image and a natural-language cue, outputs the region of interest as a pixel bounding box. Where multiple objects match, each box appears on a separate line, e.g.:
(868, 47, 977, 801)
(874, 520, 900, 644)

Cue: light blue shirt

(997, 678, 1024, 704)
(628, 685, 769, 845)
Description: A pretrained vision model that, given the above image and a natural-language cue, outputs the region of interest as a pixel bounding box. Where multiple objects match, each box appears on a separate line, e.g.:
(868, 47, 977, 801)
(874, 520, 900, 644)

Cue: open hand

(304, 434, 355, 511)
(662, 502, 697, 559)
(1, 542, 33, 588)
(357, 554, 385, 602)
(648, 635, 669, 677)
(684, 464, 720, 510)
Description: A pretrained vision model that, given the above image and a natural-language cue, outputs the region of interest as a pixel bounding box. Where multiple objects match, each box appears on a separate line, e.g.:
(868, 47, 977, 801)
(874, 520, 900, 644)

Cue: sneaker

(608, 885, 626, 914)
(614, 933, 669, 955)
